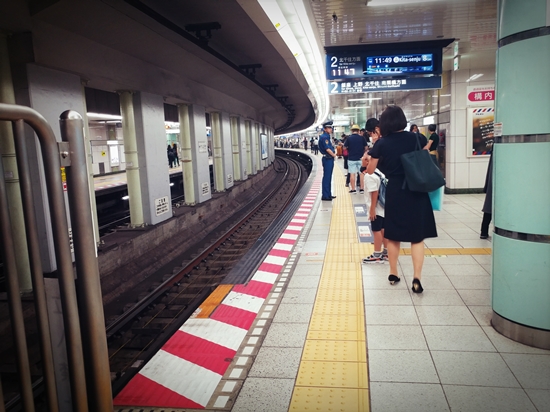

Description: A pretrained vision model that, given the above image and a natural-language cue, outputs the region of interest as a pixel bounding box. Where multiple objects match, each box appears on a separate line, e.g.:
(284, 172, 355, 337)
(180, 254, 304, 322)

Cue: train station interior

(0, 0, 549, 411)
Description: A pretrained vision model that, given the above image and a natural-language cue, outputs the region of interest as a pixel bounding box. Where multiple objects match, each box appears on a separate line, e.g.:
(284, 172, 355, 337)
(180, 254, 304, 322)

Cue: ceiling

(1, 0, 497, 134)
(308, 0, 498, 129)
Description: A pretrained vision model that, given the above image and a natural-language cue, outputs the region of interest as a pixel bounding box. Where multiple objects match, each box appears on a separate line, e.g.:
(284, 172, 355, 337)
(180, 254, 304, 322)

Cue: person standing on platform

(167, 144, 175, 168)
(303, 136, 308, 151)
(172, 142, 180, 167)
(367, 106, 437, 293)
(312, 136, 319, 155)
(362, 154, 388, 263)
(318, 121, 337, 201)
(344, 124, 369, 194)
(425, 124, 439, 166)
(480, 151, 493, 239)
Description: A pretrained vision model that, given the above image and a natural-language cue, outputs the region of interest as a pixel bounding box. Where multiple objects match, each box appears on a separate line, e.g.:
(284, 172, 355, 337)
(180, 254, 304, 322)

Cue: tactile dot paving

(296, 360, 368, 388)
(312, 299, 364, 316)
(289, 387, 370, 412)
(315, 288, 363, 302)
(307, 329, 366, 341)
(308, 314, 365, 332)
(318, 276, 363, 290)
(302, 339, 367, 362)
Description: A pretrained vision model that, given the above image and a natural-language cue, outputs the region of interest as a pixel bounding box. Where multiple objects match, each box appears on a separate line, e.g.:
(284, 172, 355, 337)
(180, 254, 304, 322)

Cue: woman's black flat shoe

(412, 278, 424, 293)
(388, 274, 400, 285)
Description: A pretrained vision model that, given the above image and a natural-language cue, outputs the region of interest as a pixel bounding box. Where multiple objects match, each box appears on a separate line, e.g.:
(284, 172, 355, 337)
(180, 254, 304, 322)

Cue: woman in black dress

(367, 106, 437, 293)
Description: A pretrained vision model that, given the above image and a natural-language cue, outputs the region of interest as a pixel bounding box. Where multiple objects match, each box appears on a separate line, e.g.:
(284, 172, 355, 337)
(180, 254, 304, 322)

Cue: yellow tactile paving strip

(289, 167, 371, 412)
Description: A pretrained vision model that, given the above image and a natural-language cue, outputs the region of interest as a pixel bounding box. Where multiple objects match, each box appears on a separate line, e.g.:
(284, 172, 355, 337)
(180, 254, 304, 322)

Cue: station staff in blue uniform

(318, 121, 337, 201)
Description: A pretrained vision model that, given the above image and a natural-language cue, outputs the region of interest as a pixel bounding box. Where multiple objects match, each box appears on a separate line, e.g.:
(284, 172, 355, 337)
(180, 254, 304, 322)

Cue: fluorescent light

(344, 106, 370, 109)
(466, 74, 484, 82)
(411, 104, 425, 106)
(347, 98, 382, 102)
(122, 195, 129, 200)
(87, 113, 122, 120)
(368, 0, 441, 6)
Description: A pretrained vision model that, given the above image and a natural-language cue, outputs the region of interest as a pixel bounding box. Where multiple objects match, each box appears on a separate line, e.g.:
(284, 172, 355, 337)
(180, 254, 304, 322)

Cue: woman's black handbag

(401, 135, 445, 192)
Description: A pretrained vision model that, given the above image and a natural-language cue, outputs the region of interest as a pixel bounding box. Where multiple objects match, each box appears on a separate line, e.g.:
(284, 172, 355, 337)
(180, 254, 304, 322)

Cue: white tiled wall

(446, 69, 494, 190)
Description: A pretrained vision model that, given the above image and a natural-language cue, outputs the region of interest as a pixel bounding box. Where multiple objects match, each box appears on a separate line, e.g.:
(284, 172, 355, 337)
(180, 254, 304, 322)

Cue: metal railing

(0, 103, 112, 411)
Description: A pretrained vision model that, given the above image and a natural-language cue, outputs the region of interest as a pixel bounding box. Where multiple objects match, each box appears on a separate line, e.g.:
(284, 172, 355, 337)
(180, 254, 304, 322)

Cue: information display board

(364, 53, 434, 75)
(325, 40, 450, 81)
(328, 76, 442, 95)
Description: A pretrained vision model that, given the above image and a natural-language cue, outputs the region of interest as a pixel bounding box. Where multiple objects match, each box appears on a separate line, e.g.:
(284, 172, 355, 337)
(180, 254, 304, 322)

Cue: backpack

(374, 171, 388, 208)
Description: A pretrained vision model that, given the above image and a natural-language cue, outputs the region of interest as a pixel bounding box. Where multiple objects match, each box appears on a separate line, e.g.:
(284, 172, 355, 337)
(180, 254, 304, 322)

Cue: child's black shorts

(371, 215, 384, 232)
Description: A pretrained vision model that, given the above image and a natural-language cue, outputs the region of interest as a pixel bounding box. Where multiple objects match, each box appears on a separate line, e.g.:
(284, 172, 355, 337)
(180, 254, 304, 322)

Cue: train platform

(113, 153, 550, 412)
(93, 164, 185, 192)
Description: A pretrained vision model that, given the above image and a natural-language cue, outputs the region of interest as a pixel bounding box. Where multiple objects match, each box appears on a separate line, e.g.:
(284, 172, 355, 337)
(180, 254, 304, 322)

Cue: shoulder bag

(400, 134, 445, 192)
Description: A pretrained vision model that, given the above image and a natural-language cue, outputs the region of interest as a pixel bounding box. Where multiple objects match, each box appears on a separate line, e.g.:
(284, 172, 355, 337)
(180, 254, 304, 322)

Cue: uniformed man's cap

(322, 120, 333, 128)
(351, 124, 360, 130)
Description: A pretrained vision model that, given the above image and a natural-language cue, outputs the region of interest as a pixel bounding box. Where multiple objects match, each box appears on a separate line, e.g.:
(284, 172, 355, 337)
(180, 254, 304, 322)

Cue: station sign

(467, 85, 495, 105)
(328, 76, 442, 95)
(155, 196, 169, 216)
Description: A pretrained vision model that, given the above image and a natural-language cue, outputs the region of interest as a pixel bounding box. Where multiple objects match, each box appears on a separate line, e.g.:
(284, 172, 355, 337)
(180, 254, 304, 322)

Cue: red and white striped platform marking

(114, 174, 322, 409)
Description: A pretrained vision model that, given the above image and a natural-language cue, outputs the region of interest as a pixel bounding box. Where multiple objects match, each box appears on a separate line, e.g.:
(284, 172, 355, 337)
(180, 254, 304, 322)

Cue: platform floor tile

(315, 287, 364, 302)
(296, 360, 368, 388)
(308, 314, 365, 333)
(289, 387, 370, 412)
(312, 299, 364, 316)
(302, 339, 367, 363)
(290, 165, 370, 412)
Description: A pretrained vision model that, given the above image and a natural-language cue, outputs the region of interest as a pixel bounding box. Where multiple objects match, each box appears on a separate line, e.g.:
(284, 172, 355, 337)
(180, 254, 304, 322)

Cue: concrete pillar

(244, 120, 252, 177)
(80, 81, 100, 245)
(230, 116, 242, 181)
(255, 123, 262, 172)
(238, 117, 248, 180)
(249, 121, 258, 175)
(178, 104, 195, 205)
(187, 104, 211, 203)
(491, 0, 550, 349)
(0, 33, 32, 291)
(220, 112, 234, 189)
(211, 112, 225, 192)
(118, 91, 144, 226)
(132, 92, 172, 225)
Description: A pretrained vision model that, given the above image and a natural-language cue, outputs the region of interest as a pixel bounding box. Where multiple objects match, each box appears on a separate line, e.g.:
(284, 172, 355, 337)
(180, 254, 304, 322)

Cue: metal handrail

(0, 103, 112, 411)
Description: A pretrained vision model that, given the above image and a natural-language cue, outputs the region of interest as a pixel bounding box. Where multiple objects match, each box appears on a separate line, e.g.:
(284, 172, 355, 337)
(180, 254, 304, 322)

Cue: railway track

(1, 153, 310, 410)
(107, 154, 307, 395)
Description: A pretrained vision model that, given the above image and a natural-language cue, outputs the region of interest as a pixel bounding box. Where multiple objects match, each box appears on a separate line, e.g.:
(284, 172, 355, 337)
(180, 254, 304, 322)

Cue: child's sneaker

(359, 189, 364, 194)
(362, 253, 384, 263)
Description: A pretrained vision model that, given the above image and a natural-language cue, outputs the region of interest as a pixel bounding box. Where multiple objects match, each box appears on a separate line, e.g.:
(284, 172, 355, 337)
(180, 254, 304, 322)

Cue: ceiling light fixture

(347, 98, 382, 102)
(466, 73, 484, 82)
(344, 106, 370, 109)
(87, 112, 122, 120)
(367, 0, 441, 6)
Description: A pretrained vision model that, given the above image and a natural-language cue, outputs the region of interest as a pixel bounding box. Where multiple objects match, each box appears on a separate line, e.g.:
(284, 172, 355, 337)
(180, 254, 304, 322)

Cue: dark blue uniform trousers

(322, 157, 334, 199)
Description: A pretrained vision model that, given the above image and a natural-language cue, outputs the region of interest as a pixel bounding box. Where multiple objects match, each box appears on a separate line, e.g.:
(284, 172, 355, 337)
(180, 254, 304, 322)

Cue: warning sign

(155, 196, 169, 216)
(357, 222, 374, 243)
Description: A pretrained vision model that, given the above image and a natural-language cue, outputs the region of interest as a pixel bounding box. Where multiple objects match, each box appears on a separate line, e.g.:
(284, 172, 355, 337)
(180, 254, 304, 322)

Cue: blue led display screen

(364, 53, 434, 75)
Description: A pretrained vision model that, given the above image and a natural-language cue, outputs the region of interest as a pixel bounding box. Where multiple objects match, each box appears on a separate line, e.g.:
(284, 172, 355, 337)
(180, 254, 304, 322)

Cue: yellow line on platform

(289, 165, 370, 412)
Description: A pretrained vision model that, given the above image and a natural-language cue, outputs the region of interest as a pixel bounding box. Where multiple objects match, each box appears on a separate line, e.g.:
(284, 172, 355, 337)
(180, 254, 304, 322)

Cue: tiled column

(491, 0, 550, 349)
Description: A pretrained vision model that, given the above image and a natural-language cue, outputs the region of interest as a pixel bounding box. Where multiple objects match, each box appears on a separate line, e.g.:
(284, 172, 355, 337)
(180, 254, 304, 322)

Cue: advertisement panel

(467, 107, 494, 156)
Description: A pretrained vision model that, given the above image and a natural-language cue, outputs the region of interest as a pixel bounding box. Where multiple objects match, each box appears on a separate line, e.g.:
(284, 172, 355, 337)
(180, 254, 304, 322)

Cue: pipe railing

(0, 103, 112, 411)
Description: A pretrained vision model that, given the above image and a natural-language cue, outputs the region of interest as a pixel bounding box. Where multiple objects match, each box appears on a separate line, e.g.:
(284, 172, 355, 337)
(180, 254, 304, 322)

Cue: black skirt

(384, 175, 437, 243)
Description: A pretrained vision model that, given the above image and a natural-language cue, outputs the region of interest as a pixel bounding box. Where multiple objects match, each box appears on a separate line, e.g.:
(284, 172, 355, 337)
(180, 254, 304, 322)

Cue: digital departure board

(364, 54, 434, 75)
(325, 40, 452, 82)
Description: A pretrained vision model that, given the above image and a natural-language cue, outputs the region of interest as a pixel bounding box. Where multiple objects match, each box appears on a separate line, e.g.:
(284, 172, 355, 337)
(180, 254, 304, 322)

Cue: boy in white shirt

(361, 154, 388, 263)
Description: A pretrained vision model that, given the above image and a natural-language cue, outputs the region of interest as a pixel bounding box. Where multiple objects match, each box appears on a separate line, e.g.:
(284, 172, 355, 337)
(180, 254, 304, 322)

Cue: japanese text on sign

(155, 196, 169, 216)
